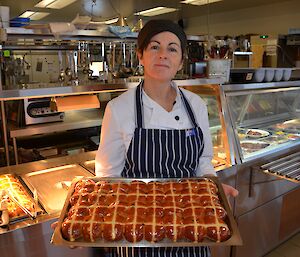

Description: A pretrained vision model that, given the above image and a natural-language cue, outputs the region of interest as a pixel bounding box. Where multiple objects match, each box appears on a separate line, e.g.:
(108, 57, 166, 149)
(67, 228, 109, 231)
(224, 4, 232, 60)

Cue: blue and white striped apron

(112, 83, 210, 257)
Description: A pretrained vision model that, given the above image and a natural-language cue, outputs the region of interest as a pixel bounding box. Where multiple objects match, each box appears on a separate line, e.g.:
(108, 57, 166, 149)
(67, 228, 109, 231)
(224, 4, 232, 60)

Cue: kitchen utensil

(5, 190, 35, 219)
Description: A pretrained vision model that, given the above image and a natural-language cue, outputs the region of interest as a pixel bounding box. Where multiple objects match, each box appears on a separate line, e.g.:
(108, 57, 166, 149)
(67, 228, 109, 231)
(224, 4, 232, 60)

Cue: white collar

(141, 81, 181, 110)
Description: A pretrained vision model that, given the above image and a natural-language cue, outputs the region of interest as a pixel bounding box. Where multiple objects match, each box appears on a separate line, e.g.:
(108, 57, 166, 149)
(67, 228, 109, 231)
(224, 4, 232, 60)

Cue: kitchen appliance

(24, 98, 64, 125)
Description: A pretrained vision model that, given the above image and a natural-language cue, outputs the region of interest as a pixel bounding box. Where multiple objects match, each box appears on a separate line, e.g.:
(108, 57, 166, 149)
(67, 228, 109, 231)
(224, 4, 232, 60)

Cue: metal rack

(261, 151, 300, 183)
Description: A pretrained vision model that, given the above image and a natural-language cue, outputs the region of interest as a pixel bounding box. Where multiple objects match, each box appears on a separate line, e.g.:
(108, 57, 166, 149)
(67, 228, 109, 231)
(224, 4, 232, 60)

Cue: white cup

(0, 6, 9, 28)
(282, 68, 292, 81)
(253, 68, 265, 82)
(264, 68, 275, 82)
(274, 68, 284, 81)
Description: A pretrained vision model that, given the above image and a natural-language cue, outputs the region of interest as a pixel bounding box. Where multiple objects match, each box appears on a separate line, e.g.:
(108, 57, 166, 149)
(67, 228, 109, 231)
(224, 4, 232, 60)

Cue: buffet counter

(0, 80, 300, 257)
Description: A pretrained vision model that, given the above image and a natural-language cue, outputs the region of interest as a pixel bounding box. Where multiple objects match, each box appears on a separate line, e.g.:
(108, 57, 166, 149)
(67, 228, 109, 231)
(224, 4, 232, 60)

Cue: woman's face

(138, 31, 183, 82)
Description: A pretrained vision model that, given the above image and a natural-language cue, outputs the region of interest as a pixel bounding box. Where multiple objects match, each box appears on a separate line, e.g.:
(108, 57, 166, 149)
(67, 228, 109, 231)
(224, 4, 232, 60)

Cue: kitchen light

(116, 15, 128, 26)
(135, 7, 177, 17)
(47, 0, 77, 9)
(35, 0, 77, 9)
(180, 0, 222, 6)
(19, 11, 50, 20)
(29, 12, 50, 20)
(20, 11, 35, 18)
(35, 0, 56, 8)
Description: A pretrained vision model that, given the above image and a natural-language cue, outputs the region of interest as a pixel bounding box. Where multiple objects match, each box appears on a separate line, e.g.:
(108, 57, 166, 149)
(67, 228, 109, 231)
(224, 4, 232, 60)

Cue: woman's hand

(51, 221, 58, 230)
(222, 183, 239, 198)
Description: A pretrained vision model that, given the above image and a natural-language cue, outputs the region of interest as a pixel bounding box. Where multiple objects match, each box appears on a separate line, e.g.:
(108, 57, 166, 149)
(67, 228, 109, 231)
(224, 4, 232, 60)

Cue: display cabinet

(183, 84, 235, 171)
(225, 83, 300, 164)
(220, 81, 300, 257)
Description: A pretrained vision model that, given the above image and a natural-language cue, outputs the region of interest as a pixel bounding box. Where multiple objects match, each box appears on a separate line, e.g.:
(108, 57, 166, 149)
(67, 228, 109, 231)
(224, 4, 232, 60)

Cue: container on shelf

(274, 68, 284, 82)
(264, 68, 275, 82)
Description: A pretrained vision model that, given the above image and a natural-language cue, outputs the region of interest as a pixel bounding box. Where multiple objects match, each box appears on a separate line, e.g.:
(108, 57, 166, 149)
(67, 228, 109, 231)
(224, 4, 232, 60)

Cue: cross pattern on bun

(0, 174, 34, 219)
(61, 178, 231, 244)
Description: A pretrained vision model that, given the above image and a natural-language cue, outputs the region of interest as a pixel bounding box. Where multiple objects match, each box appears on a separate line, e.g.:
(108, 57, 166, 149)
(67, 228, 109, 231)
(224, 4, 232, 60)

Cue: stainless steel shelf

(10, 109, 103, 139)
(0, 79, 222, 101)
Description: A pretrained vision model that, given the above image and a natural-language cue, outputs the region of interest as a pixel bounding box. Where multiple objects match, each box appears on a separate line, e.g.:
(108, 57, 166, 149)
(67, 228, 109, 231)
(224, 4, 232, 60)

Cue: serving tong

(0, 190, 9, 227)
(2, 189, 37, 220)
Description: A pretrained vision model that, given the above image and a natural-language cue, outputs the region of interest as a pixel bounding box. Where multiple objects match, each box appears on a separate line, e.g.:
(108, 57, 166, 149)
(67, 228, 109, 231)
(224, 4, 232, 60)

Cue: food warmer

(0, 78, 236, 257)
(1, 78, 300, 257)
(219, 81, 300, 257)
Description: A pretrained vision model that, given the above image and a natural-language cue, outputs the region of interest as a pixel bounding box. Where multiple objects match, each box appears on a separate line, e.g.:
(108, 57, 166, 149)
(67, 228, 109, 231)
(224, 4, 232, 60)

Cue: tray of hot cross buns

(51, 176, 242, 247)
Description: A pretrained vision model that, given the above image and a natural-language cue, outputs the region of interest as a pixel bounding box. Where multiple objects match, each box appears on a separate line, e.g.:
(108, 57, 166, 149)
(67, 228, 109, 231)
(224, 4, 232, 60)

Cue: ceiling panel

(0, 0, 291, 24)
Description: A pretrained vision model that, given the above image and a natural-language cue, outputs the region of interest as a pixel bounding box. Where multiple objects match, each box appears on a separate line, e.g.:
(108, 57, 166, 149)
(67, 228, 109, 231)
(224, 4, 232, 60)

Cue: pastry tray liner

(51, 176, 242, 247)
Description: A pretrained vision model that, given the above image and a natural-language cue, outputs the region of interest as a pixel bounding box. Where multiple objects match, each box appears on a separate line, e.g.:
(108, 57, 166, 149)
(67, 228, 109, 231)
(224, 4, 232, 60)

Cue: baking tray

(80, 160, 95, 174)
(20, 164, 93, 214)
(0, 174, 42, 222)
(51, 176, 242, 247)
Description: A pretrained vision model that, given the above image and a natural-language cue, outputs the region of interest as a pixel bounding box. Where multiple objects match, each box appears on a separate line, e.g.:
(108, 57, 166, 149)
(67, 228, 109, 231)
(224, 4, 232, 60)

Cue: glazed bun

(61, 178, 231, 244)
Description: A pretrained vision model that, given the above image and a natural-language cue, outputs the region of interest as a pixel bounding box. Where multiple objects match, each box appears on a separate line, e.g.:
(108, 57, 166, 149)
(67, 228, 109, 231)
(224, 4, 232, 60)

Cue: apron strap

(135, 82, 144, 128)
(179, 88, 199, 128)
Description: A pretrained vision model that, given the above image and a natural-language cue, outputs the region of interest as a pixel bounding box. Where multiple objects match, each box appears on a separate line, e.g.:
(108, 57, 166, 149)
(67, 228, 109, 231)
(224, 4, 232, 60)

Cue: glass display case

(223, 82, 300, 163)
(183, 85, 233, 171)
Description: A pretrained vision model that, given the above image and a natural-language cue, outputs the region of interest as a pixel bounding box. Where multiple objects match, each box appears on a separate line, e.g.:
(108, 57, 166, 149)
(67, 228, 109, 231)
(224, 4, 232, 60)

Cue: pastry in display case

(226, 85, 300, 161)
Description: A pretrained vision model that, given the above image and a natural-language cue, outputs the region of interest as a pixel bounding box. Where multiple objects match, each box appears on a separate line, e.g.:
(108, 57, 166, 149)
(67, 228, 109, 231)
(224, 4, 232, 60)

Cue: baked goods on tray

(59, 178, 231, 245)
(0, 174, 34, 219)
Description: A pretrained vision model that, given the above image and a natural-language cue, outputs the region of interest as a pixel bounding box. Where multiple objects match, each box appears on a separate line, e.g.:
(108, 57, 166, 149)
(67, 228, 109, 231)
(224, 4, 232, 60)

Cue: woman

(95, 19, 238, 257)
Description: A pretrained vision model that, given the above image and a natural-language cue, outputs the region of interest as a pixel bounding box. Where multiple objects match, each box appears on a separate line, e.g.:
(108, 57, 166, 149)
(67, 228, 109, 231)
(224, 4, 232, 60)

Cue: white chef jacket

(95, 82, 216, 177)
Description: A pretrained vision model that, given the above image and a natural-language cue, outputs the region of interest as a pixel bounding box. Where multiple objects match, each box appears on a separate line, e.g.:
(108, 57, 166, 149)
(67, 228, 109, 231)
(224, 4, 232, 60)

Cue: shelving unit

(9, 109, 103, 164)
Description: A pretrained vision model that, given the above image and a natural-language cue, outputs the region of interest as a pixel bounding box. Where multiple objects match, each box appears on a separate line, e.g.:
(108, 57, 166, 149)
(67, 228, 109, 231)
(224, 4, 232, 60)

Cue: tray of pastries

(52, 177, 242, 247)
(0, 174, 37, 221)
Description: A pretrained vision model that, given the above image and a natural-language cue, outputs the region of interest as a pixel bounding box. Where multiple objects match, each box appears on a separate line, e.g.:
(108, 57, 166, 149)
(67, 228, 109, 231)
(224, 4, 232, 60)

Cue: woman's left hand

(222, 183, 239, 198)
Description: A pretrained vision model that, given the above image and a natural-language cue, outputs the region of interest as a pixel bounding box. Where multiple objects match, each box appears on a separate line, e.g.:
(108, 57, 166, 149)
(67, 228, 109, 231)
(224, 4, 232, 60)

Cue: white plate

(246, 129, 270, 138)
(240, 140, 270, 152)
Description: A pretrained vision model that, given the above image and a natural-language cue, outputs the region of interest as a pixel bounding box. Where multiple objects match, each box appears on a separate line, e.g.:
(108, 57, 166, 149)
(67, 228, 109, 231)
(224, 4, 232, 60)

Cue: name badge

(186, 129, 196, 137)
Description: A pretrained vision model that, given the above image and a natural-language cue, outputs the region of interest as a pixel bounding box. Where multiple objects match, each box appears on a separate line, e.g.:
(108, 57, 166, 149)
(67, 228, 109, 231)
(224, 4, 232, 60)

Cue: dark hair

(137, 19, 187, 59)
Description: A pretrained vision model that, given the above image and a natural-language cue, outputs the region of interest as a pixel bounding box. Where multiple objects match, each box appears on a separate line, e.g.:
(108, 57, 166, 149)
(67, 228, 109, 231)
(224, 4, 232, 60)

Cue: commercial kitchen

(0, 0, 300, 257)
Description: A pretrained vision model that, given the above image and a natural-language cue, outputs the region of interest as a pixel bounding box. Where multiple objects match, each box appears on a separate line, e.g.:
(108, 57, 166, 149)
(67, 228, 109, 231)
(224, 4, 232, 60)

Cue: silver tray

(51, 176, 242, 247)
(21, 164, 93, 214)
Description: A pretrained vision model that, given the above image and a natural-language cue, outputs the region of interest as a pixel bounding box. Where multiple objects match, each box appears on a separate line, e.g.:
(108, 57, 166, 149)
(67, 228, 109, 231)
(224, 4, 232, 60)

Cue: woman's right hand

(51, 221, 58, 230)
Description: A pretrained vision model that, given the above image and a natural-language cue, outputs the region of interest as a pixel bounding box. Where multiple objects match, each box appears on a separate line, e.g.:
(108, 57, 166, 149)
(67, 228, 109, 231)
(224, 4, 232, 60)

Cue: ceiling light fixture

(20, 11, 35, 18)
(35, 0, 56, 8)
(180, 0, 223, 6)
(35, 0, 77, 9)
(19, 11, 50, 20)
(116, 15, 128, 26)
(135, 7, 177, 17)
(30, 12, 50, 20)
